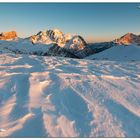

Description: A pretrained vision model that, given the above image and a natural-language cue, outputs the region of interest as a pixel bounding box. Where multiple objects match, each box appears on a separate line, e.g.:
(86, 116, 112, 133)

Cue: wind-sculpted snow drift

(0, 53, 140, 137)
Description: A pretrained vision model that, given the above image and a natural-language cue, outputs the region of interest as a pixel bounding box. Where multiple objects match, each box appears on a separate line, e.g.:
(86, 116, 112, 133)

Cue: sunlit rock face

(46, 29, 65, 45)
(65, 35, 87, 51)
(30, 29, 67, 46)
(0, 31, 17, 40)
(30, 29, 87, 51)
(29, 29, 87, 58)
(115, 33, 140, 45)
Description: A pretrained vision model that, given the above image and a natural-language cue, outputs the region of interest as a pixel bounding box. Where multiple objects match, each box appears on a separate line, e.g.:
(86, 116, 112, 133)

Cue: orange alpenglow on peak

(0, 31, 17, 40)
(115, 33, 140, 45)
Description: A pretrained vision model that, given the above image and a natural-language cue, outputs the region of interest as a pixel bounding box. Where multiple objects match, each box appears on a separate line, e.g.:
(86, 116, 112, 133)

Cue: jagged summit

(30, 29, 67, 46)
(0, 31, 18, 40)
(30, 28, 87, 51)
(65, 35, 87, 51)
(115, 32, 140, 45)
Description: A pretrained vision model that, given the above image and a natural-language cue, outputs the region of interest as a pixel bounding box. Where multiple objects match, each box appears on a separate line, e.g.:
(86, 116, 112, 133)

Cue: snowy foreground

(0, 53, 140, 137)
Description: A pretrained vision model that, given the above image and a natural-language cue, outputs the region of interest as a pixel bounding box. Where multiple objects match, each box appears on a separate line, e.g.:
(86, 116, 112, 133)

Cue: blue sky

(0, 3, 140, 42)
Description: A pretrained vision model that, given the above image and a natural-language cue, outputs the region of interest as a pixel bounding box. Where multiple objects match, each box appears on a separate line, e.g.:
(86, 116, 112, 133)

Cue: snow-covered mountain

(115, 33, 140, 45)
(86, 33, 140, 61)
(30, 29, 87, 51)
(30, 29, 66, 46)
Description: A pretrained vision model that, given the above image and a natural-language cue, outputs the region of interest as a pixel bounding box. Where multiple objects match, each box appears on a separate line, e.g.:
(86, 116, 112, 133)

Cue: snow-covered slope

(0, 40, 53, 55)
(0, 39, 81, 59)
(0, 53, 140, 137)
(86, 45, 140, 61)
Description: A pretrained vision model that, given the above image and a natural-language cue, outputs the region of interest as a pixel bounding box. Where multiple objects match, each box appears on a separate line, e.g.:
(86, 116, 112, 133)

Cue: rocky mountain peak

(115, 33, 140, 45)
(29, 28, 87, 50)
(0, 31, 17, 40)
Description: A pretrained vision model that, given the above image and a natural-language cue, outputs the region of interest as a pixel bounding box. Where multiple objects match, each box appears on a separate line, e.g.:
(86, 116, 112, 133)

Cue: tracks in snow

(0, 54, 140, 137)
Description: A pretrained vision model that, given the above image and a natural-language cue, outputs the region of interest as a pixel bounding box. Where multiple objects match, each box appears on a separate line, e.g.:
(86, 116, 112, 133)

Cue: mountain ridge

(0, 30, 140, 59)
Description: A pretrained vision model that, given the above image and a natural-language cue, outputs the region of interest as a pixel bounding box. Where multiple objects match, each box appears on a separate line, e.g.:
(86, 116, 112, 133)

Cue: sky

(0, 3, 140, 42)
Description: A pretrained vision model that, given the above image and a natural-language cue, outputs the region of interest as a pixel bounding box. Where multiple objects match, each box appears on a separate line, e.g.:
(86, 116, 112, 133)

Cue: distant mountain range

(0, 29, 140, 59)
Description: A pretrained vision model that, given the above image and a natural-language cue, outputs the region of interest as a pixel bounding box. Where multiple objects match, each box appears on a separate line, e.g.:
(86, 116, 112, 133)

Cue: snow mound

(0, 53, 140, 137)
(86, 45, 140, 61)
